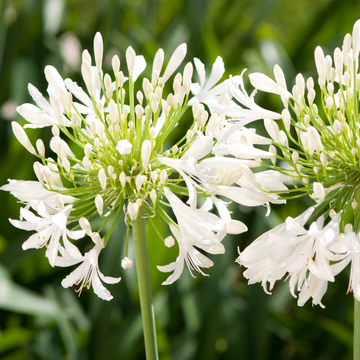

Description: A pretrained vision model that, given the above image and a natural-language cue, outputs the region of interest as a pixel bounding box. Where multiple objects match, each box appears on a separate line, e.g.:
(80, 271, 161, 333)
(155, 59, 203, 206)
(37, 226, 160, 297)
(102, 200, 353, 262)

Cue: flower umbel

(236, 19, 360, 307)
(3, 32, 277, 299)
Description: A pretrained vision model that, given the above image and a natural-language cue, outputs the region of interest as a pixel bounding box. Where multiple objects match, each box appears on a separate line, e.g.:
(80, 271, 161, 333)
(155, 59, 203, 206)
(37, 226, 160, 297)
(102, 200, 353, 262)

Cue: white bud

(108, 166, 114, 177)
(135, 104, 144, 119)
(183, 62, 193, 94)
(150, 189, 157, 204)
(172, 145, 178, 154)
(334, 47, 343, 84)
(292, 151, 299, 163)
(118, 71, 125, 87)
(325, 55, 332, 81)
(343, 71, 350, 87)
(327, 82, 334, 95)
(307, 88, 316, 105)
(82, 156, 90, 171)
(36, 139, 45, 157)
(84, 143, 92, 158)
(33, 162, 44, 185)
(351, 147, 357, 156)
(62, 157, 71, 173)
(126, 46, 136, 77)
(128, 202, 139, 220)
(352, 200, 358, 210)
(81, 60, 94, 96)
(306, 77, 314, 90)
(159, 169, 167, 185)
(135, 174, 144, 190)
(320, 152, 327, 166)
(79, 217, 92, 236)
(186, 129, 193, 143)
(141, 140, 151, 168)
(281, 108, 291, 132)
(151, 99, 159, 113)
(98, 168, 107, 190)
(347, 87, 354, 99)
(274, 64, 287, 89)
(152, 48, 164, 83)
(150, 127, 156, 138)
(111, 55, 120, 77)
(95, 194, 104, 215)
(315, 46, 326, 87)
(116, 139, 133, 155)
(313, 182, 325, 201)
(136, 90, 144, 105)
(165, 235, 175, 248)
(136, 198, 142, 208)
(12, 122, 36, 154)
(121, 257, 133, 269)
(94, 32, 103, 72)
(329, 209, 337, 219)
(326, 96, 333, 109)
(264, 119, 281, 143)
(119, 172, 127, 188)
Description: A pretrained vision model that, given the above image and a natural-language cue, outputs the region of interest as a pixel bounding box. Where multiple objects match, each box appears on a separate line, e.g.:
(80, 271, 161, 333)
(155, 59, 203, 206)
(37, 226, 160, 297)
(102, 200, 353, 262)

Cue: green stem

(355, 299, 360, 360)
(132, 209, 159, 360)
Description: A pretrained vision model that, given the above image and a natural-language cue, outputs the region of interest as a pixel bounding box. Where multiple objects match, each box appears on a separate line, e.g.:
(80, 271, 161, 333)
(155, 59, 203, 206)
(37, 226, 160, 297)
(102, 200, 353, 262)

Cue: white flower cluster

(2, 32, 286, 300)
(236, 19, 360, 307)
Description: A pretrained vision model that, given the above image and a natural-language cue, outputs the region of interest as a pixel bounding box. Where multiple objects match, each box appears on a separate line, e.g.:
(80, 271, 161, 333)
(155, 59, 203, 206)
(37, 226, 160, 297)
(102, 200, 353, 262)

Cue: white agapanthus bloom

(234, 19, 360, 307)
(9, 202, 85, 267)
(3, 31, 279, 300)
(58, 233, 121, 301)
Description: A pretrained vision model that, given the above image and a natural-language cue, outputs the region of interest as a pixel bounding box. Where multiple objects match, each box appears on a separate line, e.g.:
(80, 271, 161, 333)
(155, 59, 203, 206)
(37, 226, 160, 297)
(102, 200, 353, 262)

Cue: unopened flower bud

(150, 189, 157, 203)
(165, 235, 175, 248)
(128, 202, 138, 220)
(135, 174, 144, 190)
(292, 151, 299, 163)
(12, 122, 36, 155)
(95, 194, 104, 215)
(36, 139, 45, 157)
(98, 168, 107, 190)
(121, 257, 133, 269)
(112, 55, 120, 77)
(159, 169, 167, 185)
(116, 139, 132, 155)
(313, 182, 325, 201)
(79, 217, 93, 235)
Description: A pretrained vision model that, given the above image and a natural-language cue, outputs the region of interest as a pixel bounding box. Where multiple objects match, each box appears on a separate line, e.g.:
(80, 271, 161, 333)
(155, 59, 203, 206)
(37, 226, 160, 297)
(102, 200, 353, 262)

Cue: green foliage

(0, 0, 359, 359)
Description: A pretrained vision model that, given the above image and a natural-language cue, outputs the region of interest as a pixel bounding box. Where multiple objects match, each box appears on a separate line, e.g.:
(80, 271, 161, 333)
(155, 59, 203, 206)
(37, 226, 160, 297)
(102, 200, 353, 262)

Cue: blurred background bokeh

(0, 0, 359, 359)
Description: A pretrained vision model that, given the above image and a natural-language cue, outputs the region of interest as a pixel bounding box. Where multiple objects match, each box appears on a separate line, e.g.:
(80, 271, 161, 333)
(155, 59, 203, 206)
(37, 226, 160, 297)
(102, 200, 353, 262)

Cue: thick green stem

(132, 209, 159, 360)
(355, 299, 360, 360)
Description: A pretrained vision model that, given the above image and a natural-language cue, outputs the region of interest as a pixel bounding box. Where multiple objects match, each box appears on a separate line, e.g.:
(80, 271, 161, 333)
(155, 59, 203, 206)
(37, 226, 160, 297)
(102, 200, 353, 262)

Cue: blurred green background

(0, 0, 359, 359)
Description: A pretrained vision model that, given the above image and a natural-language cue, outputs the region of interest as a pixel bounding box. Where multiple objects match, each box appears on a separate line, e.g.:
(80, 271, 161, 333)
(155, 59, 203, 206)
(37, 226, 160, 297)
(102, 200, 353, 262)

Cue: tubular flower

(3, 32, 279, 300)
(235, 19, 360, 306)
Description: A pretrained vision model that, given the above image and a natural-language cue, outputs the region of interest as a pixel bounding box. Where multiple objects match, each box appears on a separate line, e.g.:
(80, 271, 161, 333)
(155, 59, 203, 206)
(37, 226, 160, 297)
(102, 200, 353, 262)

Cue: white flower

(158, 189, 226, 284)
(1, 180, 75, 207)
(9, 203, 85, 267)
(190, 56, 227, 104)
(59, 235, 121, 301)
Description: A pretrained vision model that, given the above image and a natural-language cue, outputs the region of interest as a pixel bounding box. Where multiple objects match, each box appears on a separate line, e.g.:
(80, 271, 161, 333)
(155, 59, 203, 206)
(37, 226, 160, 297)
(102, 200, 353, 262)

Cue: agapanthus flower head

(3, 32, 282, 300)
(236, 19, 360, 307)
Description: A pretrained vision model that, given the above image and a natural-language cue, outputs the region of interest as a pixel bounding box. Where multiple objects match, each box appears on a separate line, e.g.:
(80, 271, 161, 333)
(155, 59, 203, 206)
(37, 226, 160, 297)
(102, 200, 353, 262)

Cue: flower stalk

(132, 209, 158, 360)
(355, 299, 360, 360)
